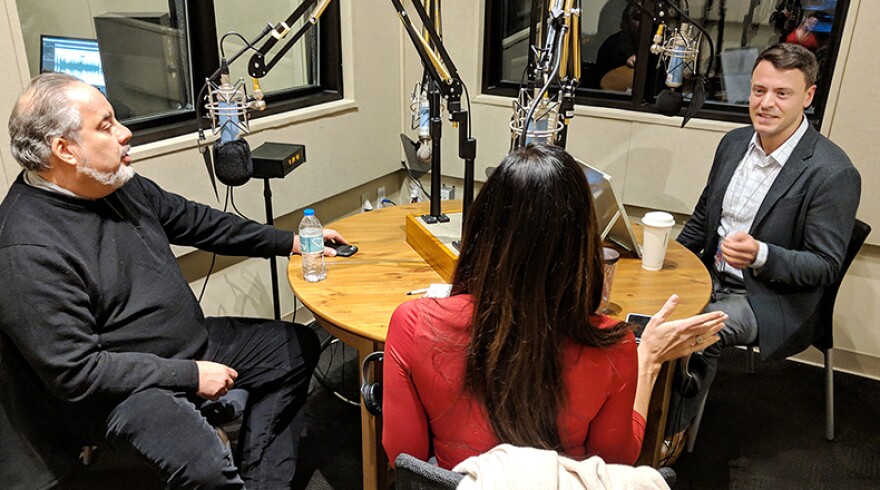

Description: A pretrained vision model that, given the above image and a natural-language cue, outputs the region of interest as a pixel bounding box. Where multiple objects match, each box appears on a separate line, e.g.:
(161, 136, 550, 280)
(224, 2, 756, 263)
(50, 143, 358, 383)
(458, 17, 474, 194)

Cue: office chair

(394, 453, 464, 490)
(686, 219, 871, 452)
(0, 334, 251, 488)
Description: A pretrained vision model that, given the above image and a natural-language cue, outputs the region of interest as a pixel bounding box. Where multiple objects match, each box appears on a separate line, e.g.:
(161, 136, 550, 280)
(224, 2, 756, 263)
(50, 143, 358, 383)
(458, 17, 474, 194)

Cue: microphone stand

(391, 0, 476, 224)
(262, 179, 281, 320)
(249, 0, 333, 320)
(197, 0, 334, 320)
(514, 0, 581, 150)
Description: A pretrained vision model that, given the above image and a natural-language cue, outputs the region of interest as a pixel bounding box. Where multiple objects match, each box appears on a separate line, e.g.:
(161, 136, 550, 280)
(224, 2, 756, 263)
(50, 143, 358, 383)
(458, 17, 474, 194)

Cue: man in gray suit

(667, 43, 861, 441)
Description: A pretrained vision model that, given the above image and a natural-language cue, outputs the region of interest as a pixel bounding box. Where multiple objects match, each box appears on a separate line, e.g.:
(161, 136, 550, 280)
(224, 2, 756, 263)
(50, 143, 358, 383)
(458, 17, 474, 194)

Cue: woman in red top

(382, 144, 725, 469)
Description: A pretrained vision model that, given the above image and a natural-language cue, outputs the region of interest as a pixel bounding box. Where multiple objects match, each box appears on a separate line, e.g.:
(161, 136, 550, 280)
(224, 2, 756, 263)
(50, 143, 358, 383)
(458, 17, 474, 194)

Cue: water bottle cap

(304, 208, 315, 216)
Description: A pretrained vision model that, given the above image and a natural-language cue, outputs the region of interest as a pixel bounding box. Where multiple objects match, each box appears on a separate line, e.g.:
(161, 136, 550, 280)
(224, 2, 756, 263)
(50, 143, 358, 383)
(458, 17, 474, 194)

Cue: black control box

(251, 142, 306, 179)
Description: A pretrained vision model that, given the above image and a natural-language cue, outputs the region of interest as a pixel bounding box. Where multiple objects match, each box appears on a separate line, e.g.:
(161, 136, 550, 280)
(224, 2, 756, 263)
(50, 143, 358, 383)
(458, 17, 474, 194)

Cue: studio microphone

(414, 85, 432, 164)
(665, 23, 690, 89)
(400, 83, 433, 179)
(654, 23, 696, 117)
(205, 59, 253, 187)
(509, 89, 562, 149)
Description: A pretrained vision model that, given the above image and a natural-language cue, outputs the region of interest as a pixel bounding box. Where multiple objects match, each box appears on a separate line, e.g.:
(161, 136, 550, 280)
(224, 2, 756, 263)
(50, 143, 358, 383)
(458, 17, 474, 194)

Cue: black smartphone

(625, 313, 652, 342)
(325, 241, 358, 257)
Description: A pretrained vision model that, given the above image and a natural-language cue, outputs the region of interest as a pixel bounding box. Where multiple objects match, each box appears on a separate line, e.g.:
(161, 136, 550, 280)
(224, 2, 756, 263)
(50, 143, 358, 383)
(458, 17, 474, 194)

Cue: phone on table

(625, 313, 652, 343)
(325, 240, 358, 257)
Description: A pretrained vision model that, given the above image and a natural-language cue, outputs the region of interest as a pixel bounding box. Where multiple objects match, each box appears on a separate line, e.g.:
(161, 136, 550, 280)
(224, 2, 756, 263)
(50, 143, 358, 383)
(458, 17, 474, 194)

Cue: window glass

(682, 0, 841, 112)
(17, 0, 193, 124)
(485, 0, 849, 124)
(213, 1, 319, 97)
(497, 0, 531, 83)
(581, 1, 642, 93)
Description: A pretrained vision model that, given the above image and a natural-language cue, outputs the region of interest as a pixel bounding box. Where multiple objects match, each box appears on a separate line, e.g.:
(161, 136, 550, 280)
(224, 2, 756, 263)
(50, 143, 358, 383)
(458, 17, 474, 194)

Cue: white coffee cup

(641, 211, 676, 271)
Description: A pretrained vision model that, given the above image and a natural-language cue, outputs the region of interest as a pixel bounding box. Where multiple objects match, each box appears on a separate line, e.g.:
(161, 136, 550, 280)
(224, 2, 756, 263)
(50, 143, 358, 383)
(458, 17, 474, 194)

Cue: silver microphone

(653, 22, 699, 89)
(205, 63, 250, 142)
(509, 88, 563, 148)
(410, 83, 432, 164)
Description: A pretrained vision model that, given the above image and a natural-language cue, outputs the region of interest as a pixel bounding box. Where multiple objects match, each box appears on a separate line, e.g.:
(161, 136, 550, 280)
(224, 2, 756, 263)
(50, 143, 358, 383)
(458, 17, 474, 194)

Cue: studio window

(16, 0, 342, 144)
(483, 0, 850, 126)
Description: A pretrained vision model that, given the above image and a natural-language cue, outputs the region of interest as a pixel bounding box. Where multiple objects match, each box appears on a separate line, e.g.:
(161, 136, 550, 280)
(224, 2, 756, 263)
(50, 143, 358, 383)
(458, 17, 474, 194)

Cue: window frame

(128, 0, 343, 145)
(481, 0, 851, 127)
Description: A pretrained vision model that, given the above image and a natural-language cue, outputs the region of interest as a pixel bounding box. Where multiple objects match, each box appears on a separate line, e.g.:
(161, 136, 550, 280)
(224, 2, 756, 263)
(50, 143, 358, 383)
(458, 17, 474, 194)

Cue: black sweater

(0, 173, 294, 405)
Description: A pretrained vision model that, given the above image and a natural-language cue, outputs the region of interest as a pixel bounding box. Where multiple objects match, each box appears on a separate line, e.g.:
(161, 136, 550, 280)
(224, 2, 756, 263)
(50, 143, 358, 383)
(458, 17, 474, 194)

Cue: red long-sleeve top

(382, 294, 645, 470)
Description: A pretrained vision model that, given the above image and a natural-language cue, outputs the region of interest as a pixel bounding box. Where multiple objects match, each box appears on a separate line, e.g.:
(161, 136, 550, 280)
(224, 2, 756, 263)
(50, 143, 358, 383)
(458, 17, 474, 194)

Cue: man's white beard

(79, 159, 135, 188)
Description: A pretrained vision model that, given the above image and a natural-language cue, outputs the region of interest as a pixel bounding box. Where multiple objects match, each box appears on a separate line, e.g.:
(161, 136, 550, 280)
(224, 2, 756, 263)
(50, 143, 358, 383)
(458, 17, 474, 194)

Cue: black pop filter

(656, 89, 684, 117)
(213, 138, 253, 187)
(681, 76, 708, 128)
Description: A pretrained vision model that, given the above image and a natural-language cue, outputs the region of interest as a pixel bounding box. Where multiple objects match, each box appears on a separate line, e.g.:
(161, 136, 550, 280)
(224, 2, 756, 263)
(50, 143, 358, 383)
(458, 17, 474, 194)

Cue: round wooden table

(288, 202, 711, 489)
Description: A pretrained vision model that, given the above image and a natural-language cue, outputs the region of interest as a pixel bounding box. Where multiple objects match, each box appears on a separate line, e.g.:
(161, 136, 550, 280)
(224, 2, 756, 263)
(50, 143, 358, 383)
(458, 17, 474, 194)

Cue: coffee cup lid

(602, 247, 620, 264)
(642, 211, 675, 228)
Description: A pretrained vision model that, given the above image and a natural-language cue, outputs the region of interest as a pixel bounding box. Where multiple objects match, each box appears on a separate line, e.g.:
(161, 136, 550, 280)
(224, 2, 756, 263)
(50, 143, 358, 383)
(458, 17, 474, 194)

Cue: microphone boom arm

(391, 0, 461, 100)
(247, 0, 333, 78)
(391, 0, 476, 222)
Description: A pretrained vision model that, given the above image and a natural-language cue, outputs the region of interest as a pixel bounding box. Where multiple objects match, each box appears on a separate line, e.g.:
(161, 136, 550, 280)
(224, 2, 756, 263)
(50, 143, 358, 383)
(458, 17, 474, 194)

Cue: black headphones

(360, 351, 384, 416)
(676, 352, 708, 398)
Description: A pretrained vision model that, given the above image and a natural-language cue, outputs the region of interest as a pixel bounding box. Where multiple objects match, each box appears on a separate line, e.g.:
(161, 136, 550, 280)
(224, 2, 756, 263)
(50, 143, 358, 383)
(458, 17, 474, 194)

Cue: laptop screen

(40, 35, 107, 95)
(576, 159, 642, 257)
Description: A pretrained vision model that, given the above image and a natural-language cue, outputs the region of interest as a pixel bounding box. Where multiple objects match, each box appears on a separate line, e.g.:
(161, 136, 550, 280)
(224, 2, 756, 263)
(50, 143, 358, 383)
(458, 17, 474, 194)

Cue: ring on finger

(695, 335, 705, 345)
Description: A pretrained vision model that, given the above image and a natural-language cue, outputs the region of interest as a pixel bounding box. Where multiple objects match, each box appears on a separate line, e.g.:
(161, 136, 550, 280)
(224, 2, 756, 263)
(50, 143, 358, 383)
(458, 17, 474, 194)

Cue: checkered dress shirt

(716, 116, 809, 278)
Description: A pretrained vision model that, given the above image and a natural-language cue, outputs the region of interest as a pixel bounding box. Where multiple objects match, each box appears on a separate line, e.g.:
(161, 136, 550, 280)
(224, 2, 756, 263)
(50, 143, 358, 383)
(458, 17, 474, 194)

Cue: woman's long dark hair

(452, 144, 629, 451)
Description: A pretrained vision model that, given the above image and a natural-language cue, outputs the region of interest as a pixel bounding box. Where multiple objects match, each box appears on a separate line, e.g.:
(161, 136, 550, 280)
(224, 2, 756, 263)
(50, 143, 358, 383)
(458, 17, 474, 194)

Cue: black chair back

(814, 219, 871, 350)
(394, 453, 464, 490)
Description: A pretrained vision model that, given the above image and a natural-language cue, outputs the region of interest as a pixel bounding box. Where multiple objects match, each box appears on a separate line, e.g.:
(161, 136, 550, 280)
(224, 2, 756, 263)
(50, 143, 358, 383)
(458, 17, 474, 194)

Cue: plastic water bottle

(299, 208, 326, 282)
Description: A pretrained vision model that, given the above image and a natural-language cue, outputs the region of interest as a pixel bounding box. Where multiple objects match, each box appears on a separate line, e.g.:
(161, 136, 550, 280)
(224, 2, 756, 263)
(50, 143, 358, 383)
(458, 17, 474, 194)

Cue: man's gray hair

(9, 72, 84, 171)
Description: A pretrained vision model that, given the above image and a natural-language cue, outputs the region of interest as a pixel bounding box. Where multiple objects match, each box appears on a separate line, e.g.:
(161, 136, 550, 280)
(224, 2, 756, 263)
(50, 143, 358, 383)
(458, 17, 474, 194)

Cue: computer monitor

(39, 35, 107, 95)
(94, 12, 188, 120)
(575, 159, 642, 258)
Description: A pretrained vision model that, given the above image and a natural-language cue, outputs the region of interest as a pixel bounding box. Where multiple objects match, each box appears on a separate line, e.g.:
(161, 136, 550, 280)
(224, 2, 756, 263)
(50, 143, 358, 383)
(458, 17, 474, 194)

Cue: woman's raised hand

(638, 294, 727, 366)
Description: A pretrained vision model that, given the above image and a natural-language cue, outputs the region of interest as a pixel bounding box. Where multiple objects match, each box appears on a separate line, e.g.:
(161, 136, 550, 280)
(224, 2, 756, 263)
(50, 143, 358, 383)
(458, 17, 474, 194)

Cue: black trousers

(98, 318, 319, 489)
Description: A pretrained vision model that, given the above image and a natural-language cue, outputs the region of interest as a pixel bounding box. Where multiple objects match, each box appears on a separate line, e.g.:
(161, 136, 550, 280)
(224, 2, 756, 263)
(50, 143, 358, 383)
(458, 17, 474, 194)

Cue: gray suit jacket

(677, 124, 861, 361)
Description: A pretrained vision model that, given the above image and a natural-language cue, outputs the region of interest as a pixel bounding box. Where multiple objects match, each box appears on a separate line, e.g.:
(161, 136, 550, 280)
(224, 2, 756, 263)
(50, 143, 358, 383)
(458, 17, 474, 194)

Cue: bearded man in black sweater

(0, 73, 347, 489)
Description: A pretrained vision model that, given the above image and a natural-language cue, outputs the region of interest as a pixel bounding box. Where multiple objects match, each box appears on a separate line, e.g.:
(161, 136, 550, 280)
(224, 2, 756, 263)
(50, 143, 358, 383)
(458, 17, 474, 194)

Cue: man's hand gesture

(721, 232, 760, 269)
(195, 361, 238, 401)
